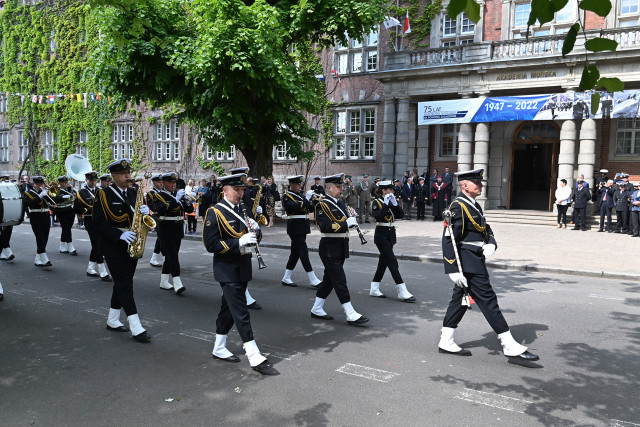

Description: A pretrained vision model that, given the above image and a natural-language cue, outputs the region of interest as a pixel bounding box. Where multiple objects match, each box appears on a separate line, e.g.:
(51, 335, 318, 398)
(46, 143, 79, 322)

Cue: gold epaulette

(319, 200, 346, 223)
(213, 207, 246, 239)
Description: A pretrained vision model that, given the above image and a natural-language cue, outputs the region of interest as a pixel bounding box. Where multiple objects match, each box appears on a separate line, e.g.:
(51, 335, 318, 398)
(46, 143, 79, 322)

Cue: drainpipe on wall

(392, 98, 398, 179)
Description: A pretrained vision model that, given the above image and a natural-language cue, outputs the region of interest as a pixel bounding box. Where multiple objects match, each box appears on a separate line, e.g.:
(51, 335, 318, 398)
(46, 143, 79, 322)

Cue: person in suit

(414, 177, 429, 220)
(281, 175, 322, 288)
(614, 181, 632, 233)
(20, 175, 33, 193)
(202, 173, 276, 375)
(23, 176, 53, 267)
(400, 177, 414, 220)
(572, 179, 591, 231)
(597, 179, 615, 232)
(442, 167, 454, 201)
(438, 168, 539, 363)
(356, 174, 372, 223)
(92, 159, 152, 343)
(147, 174, 165, 267)
(310, 173, 369, 325)
(369, 180, 415, 302)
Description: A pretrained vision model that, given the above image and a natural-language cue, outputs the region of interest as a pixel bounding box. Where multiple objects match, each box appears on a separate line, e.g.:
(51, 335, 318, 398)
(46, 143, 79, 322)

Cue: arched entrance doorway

(509, 122, 560, 211)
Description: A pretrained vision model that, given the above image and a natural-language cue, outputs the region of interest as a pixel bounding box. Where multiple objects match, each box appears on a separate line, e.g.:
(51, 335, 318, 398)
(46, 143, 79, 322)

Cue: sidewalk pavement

(184, 216, 640, 281)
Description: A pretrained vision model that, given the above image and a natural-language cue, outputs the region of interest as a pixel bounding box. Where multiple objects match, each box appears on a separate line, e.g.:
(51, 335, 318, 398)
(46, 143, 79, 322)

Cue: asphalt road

(1, 228, 639, 426)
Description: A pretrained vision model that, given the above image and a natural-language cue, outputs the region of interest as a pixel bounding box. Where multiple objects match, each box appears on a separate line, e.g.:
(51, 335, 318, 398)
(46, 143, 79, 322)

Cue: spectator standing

(614, 181, 632, 233)
(630, 186, 640, 237)
(431, 175, 448, 221)
(428, 169, 439, 205)
(341, 176, 358, 211)
(597, 179, 615, 232)
(554, 179, 572, 228)
(356, 174, 372, 223)
(572, 179, 591, 231)
(196, 179, 210, 218)
(414, 177, 429, 220)
(442, 167, 454, 201)
(265, 176, 278, 228)
(400, 177, 415, 220)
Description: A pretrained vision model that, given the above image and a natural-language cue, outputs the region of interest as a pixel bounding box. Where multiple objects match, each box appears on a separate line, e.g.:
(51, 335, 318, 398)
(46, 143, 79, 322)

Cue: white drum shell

(0, 182, 25, 226)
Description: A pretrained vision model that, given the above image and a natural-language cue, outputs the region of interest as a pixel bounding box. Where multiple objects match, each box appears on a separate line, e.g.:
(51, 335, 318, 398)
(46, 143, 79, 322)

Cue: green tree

(89, 0, 389, 177)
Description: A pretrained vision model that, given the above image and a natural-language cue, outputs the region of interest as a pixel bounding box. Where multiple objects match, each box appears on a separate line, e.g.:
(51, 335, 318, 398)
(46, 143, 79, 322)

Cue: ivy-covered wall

(0, 0, 118, 178)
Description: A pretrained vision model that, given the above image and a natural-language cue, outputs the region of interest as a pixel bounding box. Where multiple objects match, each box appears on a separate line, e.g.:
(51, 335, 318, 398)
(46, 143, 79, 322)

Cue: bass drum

(0, 181, 25, 226)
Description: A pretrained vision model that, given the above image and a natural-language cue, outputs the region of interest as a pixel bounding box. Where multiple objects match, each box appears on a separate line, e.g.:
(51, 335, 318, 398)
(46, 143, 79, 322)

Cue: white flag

(383, 16, 401, 29)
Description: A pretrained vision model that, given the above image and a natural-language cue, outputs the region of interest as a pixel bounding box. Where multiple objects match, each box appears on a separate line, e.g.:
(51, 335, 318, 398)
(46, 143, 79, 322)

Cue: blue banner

(471, 95, 551, 123)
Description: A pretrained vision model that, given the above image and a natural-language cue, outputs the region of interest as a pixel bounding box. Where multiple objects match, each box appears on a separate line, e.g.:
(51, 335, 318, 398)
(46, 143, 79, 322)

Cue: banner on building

(418, 89, 640, 125)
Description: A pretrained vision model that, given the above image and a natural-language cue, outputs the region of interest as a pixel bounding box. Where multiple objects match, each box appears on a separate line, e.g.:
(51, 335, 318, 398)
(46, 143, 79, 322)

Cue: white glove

(482, 243, 496, 257)
(384, 193, 392, 205)
(62, 195, 71, 199)
(305, 190, 314, 200)
(175, 189, 185, 200)
(346, 217, 357, 228)
(38, 189, 48, 198)
(256, 206, 263, 214)
(139, 204, 150, 215)
(448, 272, 468, 288)
(119, 231, 136, 244)
(389, 194, 398, 206)
(239, 232, 257, 247)
(248, 218, 260, 231)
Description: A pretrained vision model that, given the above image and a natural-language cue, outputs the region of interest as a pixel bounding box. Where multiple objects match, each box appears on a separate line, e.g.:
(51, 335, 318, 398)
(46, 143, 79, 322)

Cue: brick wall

(584, 11, 607, 30)
(484, 0, 502, 42)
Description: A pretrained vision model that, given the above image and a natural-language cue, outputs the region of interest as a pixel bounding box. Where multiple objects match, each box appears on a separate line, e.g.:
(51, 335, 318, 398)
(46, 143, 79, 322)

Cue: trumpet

(40, 181, 60, 207)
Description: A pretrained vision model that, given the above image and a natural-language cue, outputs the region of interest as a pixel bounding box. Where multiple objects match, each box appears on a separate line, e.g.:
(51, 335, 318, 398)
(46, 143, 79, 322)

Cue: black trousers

(616, 210, 629, 231)
(0, 225, 12, 249)
(599, 206, 613, 231)
(442, 273, 509, 334)
(105, 255, 139, 315)
(416, 202, 425, 220)
(574, 207, 586, 229)
(83, 217, 104, 263)
(187, 216, 197, 232)
(30, 213, 50, 253)
(316, 239, 351, 304)
(160, 235, 182, 276)
(56, 208, 75, 243)
(153, 237, 161, 255)
(216, 282, 253, 342)
(286, 233, 313, 272)
(631, 211, 640, 235)
(373, 241, 403, 284)
(556, 204, 569, 224)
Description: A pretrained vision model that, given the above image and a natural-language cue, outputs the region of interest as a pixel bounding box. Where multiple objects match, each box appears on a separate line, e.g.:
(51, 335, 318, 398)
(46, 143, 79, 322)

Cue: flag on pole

(331, 69, 341, 86)
(403, 10, 411, 35)
(383, 16, 401, 29)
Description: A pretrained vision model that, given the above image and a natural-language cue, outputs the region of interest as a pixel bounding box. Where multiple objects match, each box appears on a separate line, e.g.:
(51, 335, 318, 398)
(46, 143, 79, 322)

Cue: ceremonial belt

(320, 232, 350, 238)
(84, 214, 92, 217)
(55, 205, 72, 210)
(29, 208, 49, 213)
(159, 216, 183, 221)
(287, 214, 308, 219)
(239, 247, 252, 255)
(376, 222, 394, 227)
(117, 228, 129, 232)
(461, 241, 484, 250)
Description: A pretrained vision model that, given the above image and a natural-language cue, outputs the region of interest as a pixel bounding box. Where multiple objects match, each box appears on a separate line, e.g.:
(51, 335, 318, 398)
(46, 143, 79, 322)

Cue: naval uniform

(153, 190, 193, 278)
(147, 188, 163, 258)
(52, 186, 76, 251)
(283, 190, 314, 273)
(441, 193, 509, 335)
(0, 225, 13, 259)
(371, 197, 404, 284)
(23, 188, 51, 257)
(202, 198, 262, 342)
(74, 186, 107, 271)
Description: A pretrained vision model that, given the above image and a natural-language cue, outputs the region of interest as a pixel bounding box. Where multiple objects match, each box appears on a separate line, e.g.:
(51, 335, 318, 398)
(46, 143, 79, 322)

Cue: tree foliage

(88, 0, 389, 177)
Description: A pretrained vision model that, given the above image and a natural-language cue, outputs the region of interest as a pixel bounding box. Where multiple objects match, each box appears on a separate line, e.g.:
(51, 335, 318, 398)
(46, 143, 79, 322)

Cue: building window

(153, 120, 180, 161)
(0, 94, 7, 113)
(513, 0, 576, 37)
(18, 130, 28, 161)
(49, 29, 56, 53)
(331, 107, 376, 160)
(0, 132, 9, 162)
(615, 119, 640, 155)
(438, 124, 460, 158)
(74, 131, 87, 157)
(274, 142, 296, 160)
(441, 12, 475, 46)
(514, 3, 531, 28)
(204, 145, 214, 161)
(619, 0, 640, 26)
(215, 146, 235, 161)
(111, 123, 133, 160)
(621, 0, 639, 14)
(334, 28, 379, 74)
(42, 130, 56, 161)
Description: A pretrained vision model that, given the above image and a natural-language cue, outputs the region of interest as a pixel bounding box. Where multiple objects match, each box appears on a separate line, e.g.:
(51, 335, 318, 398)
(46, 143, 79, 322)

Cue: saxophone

(252, 183, 269, 226)
(128, 173, 157, 259)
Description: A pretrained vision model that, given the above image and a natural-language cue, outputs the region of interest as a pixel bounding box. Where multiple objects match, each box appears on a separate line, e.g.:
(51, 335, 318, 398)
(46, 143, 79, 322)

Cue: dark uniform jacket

(202, 198, 262, 283)
(152, 189, 193, 239)
(614, 188, 632, 212)
(74, 187, 98, 216)
(315, 195, 350, 258)
(93, 186, 137, 258)
(23, 188, 50, 213)
(372, 197, 403, 245)
(572, 187, 591, 208)
(311, 183, 325, 196)
(283, 191, 312, 236)
(442, 193, 497, 276)
(414, 183, 429, 204)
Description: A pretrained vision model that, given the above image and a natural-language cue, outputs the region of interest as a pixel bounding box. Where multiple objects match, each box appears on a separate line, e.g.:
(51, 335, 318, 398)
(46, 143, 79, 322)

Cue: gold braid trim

(285, 192, 305, 210)
(76, 190, 92, 209)
(456, 201, 486, 232)
(24, 191, 34, 200)
(98, 190, 130, 224)
(320, 201, 346, 223)
(213, 207, 246, 239)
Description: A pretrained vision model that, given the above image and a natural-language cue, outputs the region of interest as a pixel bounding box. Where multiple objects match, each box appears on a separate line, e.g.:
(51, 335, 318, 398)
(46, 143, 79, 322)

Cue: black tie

(122, 189, 127, 200)
(233, 204, 240, 214)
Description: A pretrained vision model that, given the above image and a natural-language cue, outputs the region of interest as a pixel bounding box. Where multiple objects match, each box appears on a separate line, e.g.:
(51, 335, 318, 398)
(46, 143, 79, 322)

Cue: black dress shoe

(101, 275, 113, 282)
(87, 272, 100, 277)
(175, 286, 186, 295)
(311, 312, 334, 320)
(212, 354, 241, 363)
(310, 282, 322, 289)
(133, 331, 152, 343)
(597, 229, 604, 232)
(252, 360, 278, 375)
(106, 324, 130, 332)
(70, 250, 78, 256)
(7, 254, 15, 260)
(439, 347, 472, 356)
(347, 316, 369, 326)
(43, 261, 52, 267)
(507, 350, 539, 361)
(0, 293, 4, 301)
(571, 227, 580, 230)
(247, 301, 262, 310)
(615, 230, 621, 233)
(401, 296, 416, 303)
(282, 281, 297, 287)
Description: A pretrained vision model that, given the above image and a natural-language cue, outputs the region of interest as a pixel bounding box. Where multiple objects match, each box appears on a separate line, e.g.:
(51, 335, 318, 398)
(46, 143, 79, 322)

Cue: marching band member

(281, 175, 322, 288)
(74, 171, 111, 281)
(99, 174, 112, 189)
(438, 169, 539, 362)
(147, 173, 165, 267)
(23, 176, 53, 267)
(0, 225, 15, 261)
(202, 173, 276, 375)
(93, 159, 151, 343)
(369, 180, 415, 302)
(153, 172, 192, 295)
(310, 173, 369, 325)
(52, 176, 77, 255)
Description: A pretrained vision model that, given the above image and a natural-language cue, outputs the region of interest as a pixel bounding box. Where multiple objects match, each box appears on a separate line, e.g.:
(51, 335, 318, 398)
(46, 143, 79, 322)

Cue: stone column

(394, 98, 410, 178)
(558, 120, 576, 188)
(381, 99, 397, 179)
(456, 123, 473, 194)
(473, 123, 490, 209)
(578, 119, 596, 215)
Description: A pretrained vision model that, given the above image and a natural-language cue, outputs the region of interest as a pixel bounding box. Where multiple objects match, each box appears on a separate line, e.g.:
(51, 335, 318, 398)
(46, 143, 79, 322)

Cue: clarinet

(239, 203, 267, 269)
(346, 205, 367, 245)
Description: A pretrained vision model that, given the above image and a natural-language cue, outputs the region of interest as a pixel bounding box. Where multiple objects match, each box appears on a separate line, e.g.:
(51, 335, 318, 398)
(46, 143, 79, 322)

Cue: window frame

(441, 11, 476, 47)
(512, 0, 577, 38)
(610, 118, 640, 159)
(435, 124, 461, 160)
(333, 28, 379, 75)
(331, 107, 376, 161)
(0, 131, 9, 163)
(153, 119, 180, 162)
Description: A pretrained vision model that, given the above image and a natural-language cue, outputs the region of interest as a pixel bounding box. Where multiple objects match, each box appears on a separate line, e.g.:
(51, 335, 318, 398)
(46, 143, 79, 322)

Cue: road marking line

(179, 328, 215, 342)
(611, 419, 640, 427)
(588, 294, 624, 301)
(85, 308, 107, 316)
(141, 317, 168, 328)
(454, 388, 533, 414)
(7, 290, 25, 295)
(335, 363, 400, 383)
(531, 289, 552, 293)
(261, 344, 296, 361)
(40, 295, 83, 305)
